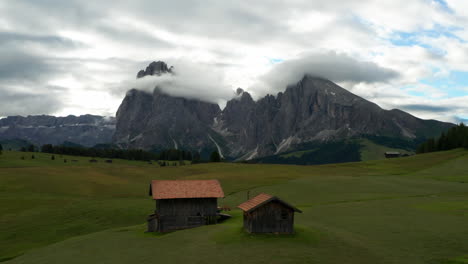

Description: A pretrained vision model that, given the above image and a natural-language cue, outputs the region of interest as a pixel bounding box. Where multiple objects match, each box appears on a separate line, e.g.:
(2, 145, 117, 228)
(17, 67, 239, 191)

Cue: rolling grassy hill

(1, 149, 468, 263)
(359, 138, 412, 161)
(257, 137, 417, 164)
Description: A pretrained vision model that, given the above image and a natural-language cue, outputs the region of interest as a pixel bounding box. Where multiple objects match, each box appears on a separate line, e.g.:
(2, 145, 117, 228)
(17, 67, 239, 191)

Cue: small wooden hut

(147, 180, 224, 232)
(385, 151, 401, 158)
(237, 193, 302, 234)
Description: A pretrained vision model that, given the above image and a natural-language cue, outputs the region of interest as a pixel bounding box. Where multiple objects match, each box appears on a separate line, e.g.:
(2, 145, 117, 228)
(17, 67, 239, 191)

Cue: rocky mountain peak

(114, 64, 453, 162)
(233, 88, 253, 103)
(136, 61, 173, 78)
(240, 91, 254, 102)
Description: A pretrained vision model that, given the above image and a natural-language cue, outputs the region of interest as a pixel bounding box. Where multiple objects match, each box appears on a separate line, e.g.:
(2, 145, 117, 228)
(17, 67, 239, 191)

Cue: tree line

(417, 123, 468, 154)
(37, 144, 222, 162)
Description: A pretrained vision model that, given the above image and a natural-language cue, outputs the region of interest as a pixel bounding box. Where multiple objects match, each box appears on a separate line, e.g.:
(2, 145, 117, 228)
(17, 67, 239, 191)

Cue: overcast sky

(1, 0, 468, 122)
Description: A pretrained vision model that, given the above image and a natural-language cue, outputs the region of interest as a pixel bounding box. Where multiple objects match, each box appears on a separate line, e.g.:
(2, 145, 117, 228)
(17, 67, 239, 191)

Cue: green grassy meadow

(1, 149, 468, 263)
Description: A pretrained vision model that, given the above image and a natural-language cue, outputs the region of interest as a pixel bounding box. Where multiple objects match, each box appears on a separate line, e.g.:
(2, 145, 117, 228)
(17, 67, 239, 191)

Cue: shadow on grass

(213, 224, 320, 246)
(0, 253, 23, 263)
(429, 255, 468, 264)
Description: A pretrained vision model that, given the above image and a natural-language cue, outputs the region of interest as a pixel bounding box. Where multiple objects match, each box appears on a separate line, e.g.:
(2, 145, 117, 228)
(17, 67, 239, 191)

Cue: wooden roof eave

(276, 198, 302, 213)
(239, 196, 302, 213)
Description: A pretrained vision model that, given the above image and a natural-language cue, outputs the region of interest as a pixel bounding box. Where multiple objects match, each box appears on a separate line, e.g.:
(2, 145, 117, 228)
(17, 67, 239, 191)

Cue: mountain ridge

(0, 114, 115, 147)
(0, 61, 453, 162)
(112, 61, 454, 160)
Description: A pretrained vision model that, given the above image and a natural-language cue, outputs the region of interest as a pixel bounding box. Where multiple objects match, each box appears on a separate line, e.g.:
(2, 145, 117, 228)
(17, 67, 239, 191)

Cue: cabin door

(277, 209, 290, 233)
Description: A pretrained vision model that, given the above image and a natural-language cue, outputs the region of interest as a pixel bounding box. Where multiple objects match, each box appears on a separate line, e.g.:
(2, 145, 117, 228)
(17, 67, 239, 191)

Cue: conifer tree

(192, 151, 201, 163)
(210, 151, 221, 162)
(28, 144, 35, 152)
(418, 124, 468, 154)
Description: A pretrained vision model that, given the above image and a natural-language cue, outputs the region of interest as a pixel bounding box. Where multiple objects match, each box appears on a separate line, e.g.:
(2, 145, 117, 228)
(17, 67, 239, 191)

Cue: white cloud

(0, 0, 467, 121)
(343, 82, 468, 123)
(250, 51, 399, 99)
(121, 60, 236, 107)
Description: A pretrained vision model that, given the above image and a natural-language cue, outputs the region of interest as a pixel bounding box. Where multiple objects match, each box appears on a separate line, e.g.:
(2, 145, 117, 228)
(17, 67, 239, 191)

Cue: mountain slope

(217, 76, 454, 159)
(114, 88, 221, 152)
(113, 61, 453, 160)
(113, 61, 221, 154)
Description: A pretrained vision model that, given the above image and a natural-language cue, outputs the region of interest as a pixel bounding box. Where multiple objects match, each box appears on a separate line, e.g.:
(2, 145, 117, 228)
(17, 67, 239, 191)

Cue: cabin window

(280, 209, 288, 220)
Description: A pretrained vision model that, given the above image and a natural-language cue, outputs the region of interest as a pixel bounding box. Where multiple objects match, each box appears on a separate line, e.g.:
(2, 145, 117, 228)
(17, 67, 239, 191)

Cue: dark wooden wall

(147, 214, 157, 232)
(157, 198, 217, 216)
(244, 200, 295, 234)
(154, 198, 218, 232)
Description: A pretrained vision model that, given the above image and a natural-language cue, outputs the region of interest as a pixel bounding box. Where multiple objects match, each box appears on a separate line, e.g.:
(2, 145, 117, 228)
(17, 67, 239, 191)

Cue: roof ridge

(149, 179, 224, 199)
(237, 193, 302, 213)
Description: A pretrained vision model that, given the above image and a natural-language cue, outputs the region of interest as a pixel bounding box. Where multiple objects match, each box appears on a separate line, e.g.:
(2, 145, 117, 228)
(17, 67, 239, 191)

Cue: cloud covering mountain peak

(123, 53, 399, 107)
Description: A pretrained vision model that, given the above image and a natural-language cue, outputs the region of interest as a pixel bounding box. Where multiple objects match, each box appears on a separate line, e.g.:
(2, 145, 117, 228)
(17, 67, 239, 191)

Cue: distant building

(237, 193, 302, 234)
(147, 180, 224, 232)
(385, 152, 402, 158)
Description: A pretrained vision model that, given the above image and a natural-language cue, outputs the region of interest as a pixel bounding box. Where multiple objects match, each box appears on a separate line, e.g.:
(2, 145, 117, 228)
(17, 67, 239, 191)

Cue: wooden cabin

(237, 193, 302, 234)
(385, 151, 401, 158)
(147, 180, 224, 232)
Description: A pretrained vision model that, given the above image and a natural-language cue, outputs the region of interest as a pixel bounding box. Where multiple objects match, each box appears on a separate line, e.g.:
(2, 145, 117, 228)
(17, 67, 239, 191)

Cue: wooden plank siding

(147, 214, 158, 232)
(155, 198, 218, 232)
(244, 200, 295, 234)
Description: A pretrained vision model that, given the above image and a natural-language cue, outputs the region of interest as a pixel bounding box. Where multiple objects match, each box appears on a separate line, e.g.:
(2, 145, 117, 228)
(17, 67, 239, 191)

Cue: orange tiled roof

(237, 193, 302, 213)
(237, 193, 273, 211)
(149, 180, 224, 199)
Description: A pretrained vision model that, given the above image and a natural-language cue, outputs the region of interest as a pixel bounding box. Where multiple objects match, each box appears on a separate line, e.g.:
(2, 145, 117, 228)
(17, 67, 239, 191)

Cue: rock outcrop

(137, 61, 173, 78)
(114, 61, 221, 152)
(114, 88, 221, 152)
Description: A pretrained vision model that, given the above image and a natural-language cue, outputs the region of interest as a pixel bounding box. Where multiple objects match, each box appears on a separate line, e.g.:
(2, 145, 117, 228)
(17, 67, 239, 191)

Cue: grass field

(1, 149, 468, 263)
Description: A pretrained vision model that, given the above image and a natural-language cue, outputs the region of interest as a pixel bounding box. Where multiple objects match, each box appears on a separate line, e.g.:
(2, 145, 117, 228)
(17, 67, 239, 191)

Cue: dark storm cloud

(42, 1, 293, 44)
(0, 50, 60, 82)
(0, 0, 463, 121)
(0, 32, 82, 49)
(1, 0, 286, 44)
(0, 38, 78, 115)
(88, 0, 377, 49)
(0, 86, 64, 116)
(401, 104, 453, 113)
(0, 32, 83, 83)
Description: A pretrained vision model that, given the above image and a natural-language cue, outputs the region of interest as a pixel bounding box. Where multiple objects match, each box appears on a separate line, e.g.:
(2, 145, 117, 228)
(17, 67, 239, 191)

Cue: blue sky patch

(268, 58, 284, 64)
(389, 26, 464, 58)
(420, 71, 468, 98)
(432, 0, 452, 13)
